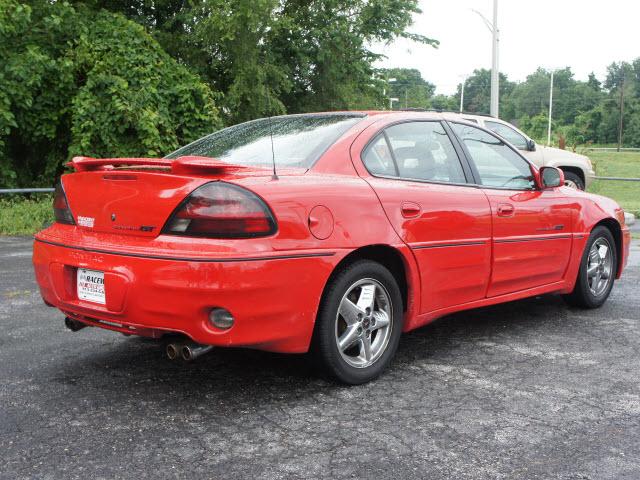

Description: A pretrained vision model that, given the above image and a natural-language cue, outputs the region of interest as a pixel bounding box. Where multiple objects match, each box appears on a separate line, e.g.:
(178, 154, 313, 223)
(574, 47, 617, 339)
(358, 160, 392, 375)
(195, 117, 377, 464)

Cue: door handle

(497, 203, 515, 217)
(401, 202, 421, 218)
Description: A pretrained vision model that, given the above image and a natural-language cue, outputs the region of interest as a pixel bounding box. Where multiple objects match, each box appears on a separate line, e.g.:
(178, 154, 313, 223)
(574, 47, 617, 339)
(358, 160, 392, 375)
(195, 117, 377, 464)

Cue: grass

(0, 194, 54, 235)
(586, 151, 640, 217)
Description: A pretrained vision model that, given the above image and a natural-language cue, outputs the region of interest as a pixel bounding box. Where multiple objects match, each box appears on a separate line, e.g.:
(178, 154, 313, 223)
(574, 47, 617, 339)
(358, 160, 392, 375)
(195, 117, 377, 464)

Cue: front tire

(311, 260, 404, 385)
(563, 171, 585, 190)
(564, 226, 617, 308)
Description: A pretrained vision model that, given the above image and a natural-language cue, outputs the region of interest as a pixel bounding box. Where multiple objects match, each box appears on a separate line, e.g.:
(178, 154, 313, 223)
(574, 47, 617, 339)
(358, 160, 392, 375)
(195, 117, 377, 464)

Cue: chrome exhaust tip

(64, 317, 87, 332)
(181, 343, 214, 362)
(166, 343, 181, 360)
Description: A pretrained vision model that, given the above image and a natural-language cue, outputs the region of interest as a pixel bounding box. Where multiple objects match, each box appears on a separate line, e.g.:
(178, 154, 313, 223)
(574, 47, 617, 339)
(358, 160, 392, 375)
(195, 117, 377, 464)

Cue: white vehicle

(442, 113, 595, 190)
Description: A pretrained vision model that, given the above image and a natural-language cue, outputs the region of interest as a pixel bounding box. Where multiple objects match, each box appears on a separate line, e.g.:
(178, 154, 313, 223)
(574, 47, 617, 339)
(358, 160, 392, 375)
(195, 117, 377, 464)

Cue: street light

(472, 0, 499, 117)
(384, 78, 397, 110)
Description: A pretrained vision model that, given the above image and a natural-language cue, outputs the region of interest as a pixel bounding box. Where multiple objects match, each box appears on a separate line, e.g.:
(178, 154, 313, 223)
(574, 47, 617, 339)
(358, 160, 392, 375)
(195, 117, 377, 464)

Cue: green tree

(429, 94, 457, 111)
(455, 69, 515, 115)
(509, 67, 602, 125)
(88, 0, 437, 122)
(0, 1, 221, 187)
(379, 68, 435, 110)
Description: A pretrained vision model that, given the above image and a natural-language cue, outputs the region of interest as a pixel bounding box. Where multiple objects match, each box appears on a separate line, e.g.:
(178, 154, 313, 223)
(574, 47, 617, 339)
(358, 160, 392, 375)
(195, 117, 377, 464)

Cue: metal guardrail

(586, 147, 640, 152)
(0, 188, 54, 194)
(595, 176, 640, 182)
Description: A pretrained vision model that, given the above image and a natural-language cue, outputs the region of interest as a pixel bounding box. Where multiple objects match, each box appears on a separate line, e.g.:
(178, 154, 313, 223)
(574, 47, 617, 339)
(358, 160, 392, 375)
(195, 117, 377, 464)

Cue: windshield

(165, 113, 365, 169)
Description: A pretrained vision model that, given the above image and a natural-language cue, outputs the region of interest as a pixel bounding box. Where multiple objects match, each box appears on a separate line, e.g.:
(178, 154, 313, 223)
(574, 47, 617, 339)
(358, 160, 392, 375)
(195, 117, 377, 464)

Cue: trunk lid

(62, 156, 298, 238)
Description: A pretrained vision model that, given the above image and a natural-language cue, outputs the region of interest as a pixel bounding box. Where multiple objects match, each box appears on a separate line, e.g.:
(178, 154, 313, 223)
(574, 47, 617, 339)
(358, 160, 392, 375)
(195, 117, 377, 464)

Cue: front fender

(572, 192, 630, 279)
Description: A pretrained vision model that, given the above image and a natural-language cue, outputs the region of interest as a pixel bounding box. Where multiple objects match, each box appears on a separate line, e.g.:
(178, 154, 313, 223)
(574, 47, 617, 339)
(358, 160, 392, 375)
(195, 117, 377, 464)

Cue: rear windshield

(165, 113, 365, 169)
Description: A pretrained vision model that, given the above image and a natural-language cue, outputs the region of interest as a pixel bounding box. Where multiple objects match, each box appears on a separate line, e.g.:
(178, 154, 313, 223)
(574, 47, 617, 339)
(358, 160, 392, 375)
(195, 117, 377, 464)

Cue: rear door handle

(497, 203, 515, 217)
(401, 202, 421, 218)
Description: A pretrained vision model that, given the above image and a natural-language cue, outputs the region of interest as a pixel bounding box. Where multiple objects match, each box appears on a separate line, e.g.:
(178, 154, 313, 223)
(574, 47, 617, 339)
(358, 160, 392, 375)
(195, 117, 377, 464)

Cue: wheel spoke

(356, 284, 376, 313)
(360, 335, 372, 362)
(371, 311, 390, 330)
(594, 271, 602, 289)
(338, 325, 361, 351)
(339, 298, 363, 325)
(587, 264, 598, 278)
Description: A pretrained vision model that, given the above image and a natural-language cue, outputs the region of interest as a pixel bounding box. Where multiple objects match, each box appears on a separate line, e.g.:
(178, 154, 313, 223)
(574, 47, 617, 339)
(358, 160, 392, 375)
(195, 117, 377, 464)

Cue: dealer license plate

(77, 268, 106, 305)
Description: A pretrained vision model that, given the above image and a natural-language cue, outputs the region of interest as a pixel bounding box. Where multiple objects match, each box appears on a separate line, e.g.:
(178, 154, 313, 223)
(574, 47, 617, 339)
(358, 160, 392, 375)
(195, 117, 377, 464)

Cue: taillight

(162, 182, 277, 238)
(53, 181, 75, 225)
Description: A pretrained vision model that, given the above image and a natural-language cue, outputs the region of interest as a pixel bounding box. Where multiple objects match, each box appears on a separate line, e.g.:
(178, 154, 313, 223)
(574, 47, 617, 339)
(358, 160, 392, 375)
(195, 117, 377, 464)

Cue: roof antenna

(266, 91, 278, 180)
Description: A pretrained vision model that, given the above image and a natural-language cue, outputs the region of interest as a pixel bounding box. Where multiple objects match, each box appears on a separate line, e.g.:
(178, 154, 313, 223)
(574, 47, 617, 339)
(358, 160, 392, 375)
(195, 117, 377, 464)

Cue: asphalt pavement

(1, 236, 639, 479)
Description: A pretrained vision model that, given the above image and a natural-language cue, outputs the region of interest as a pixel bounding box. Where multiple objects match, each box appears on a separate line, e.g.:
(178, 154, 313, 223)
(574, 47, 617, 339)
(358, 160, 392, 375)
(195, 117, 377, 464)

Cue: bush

(0, 194, 53, 235)
(0, 1, 222, 188)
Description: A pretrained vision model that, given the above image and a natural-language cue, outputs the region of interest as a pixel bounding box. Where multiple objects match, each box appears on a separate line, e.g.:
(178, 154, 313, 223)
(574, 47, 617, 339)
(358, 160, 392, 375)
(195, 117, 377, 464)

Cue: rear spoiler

(67, 156, 251, 175)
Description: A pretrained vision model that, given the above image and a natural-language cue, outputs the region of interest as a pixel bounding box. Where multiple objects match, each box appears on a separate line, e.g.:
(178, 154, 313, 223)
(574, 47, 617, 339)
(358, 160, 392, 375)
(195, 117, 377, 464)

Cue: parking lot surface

(1, 236, 639, 479)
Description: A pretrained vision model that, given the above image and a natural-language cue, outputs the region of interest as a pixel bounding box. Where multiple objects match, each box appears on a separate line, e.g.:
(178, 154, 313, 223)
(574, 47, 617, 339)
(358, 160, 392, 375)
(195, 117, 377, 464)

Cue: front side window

(362, 121, 466, 184)
(484, 121, 528, 150)
(451, 123, 535, 190)
(166, 114, 364, 169)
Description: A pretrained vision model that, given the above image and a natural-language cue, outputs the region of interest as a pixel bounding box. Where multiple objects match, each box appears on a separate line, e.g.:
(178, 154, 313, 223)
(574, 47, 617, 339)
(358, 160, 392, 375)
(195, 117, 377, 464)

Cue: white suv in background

(443, 113, 595, 190)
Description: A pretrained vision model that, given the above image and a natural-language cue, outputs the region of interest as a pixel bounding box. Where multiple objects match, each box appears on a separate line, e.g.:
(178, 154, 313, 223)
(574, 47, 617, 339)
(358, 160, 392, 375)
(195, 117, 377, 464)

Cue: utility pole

(547, 70, 554, 146)
(617, 74, 625, 152)
(472, 1, 499, 117)
(459, 75, 467, 113)
(490, 0, 499, 118)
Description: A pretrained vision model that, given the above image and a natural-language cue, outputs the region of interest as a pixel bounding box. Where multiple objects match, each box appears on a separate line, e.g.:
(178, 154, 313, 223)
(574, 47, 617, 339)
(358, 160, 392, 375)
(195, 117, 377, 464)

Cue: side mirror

(540, 166, 564, 189)
(527, 139, 536, 151)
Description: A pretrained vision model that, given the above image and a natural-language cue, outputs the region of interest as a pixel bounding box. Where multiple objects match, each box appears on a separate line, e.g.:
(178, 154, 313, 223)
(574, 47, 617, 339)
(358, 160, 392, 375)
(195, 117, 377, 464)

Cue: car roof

(440, 112, 499, 121)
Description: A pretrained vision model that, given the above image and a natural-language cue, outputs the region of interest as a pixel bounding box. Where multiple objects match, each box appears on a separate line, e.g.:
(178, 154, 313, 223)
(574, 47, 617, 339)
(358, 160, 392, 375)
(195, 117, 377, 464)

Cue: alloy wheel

(587, 237, 614, 297)
(334, 278, 393, 368)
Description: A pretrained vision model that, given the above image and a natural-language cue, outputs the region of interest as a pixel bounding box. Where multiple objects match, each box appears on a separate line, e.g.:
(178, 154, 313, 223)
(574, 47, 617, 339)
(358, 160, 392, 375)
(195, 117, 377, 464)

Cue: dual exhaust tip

(166, 342, 213, 362)
(64, 316, 212, 362)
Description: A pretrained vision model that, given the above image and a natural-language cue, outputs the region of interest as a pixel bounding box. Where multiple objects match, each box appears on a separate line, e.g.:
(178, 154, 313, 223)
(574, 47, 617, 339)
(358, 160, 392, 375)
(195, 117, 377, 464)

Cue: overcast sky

(375, 0, 640, 95)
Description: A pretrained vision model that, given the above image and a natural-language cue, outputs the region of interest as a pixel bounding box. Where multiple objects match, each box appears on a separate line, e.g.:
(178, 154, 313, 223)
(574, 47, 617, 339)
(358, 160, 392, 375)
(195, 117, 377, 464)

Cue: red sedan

(33, 111, 631, 384)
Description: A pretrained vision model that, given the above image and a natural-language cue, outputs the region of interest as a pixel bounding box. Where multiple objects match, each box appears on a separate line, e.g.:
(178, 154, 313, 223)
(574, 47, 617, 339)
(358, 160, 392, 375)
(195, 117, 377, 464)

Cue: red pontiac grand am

(33, 111, 631, 384)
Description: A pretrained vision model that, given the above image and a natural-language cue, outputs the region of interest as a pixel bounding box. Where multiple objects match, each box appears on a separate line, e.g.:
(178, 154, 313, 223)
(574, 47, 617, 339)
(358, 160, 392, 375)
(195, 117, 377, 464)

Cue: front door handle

(401, 201, 421, 218)
(497, 203, 515, 217)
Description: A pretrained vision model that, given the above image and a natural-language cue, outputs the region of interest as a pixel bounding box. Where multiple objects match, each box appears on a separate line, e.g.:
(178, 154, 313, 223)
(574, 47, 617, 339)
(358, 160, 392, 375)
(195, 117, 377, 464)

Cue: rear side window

(484, 121, 528, 150)
(362, 135, 397, 176)
(451, 123, 535, 190)
(362, 121, 466, 184)
(166, 114, 364, 169)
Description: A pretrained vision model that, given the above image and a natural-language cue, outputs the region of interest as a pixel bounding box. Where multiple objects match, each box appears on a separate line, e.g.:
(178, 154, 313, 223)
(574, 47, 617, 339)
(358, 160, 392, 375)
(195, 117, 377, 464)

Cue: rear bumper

(33, 237, 339, 353)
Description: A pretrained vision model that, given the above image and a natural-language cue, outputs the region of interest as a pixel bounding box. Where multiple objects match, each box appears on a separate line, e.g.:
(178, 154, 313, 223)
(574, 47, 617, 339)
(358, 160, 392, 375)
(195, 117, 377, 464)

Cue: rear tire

(563, 171, 585, 190)
(311, 260, 404, 385)
(564, 226, 617, 308)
